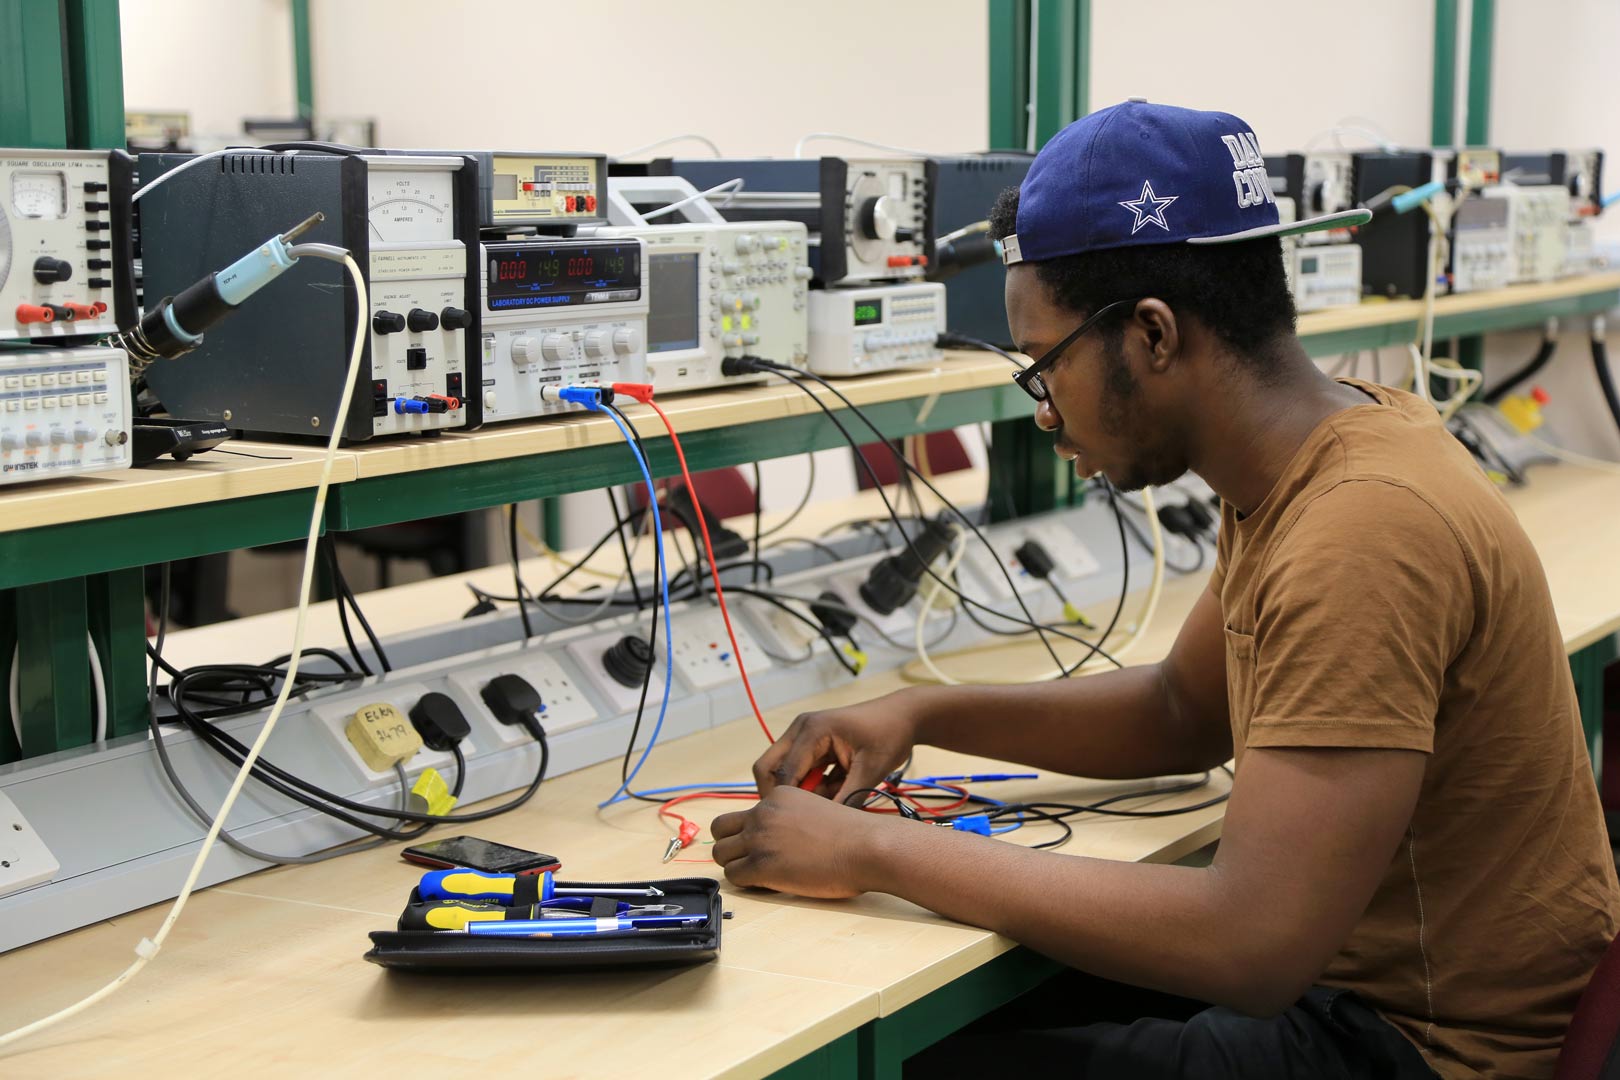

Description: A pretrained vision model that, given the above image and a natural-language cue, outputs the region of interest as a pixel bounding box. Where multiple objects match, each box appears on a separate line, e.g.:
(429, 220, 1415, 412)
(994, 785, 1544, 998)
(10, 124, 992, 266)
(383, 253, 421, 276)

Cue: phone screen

(403, 836, 560, 874)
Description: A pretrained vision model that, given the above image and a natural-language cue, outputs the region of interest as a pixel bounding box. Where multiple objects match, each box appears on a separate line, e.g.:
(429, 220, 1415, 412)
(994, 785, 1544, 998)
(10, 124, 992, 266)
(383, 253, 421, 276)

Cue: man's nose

(1034, 397, 1061, 432)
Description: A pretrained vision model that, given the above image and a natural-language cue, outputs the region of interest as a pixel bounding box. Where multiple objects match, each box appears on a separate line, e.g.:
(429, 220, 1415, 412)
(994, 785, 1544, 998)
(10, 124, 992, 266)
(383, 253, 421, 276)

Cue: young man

(710, 101, 1620, 1078)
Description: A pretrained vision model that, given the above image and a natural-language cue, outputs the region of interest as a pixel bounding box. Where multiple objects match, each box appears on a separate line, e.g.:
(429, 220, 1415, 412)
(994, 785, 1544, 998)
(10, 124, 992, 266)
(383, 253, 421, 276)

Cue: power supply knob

(612, 327, 641, 355)
(759, 234, 780, 250)
(25, 430, 46, 448)
(509, 336, 539, 364)
(541, 334, 572, 363)
(734, 234, 757, 254)
(406, 308, 440, 333)
(73, 424, 95, 443)
(583, 331, 608, 358)
(50, 429, 71, 446)
(372, 310, 406, 335)
(439, 306, 472, 331)
(33, 257, 72, 284)
(0, 433, 19, 452)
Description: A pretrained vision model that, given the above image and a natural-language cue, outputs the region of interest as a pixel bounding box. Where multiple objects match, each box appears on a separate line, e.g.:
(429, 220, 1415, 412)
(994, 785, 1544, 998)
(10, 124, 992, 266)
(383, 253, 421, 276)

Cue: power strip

(0, 497, 1202, 950)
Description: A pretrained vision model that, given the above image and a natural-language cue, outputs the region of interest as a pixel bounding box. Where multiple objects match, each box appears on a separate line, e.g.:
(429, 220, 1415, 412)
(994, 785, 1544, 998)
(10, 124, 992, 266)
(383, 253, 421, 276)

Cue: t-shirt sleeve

(1246, 480, 1475, 753)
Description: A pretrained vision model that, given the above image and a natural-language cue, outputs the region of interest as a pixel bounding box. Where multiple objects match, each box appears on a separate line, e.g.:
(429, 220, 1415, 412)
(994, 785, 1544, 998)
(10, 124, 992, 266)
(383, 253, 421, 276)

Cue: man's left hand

(711, 786, 885, 898)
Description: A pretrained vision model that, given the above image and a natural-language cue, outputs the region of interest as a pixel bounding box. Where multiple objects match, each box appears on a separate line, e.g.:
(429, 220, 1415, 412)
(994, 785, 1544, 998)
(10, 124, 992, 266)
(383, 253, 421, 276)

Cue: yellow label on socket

(740, 314, 752, 330)
(721, 315, 733, 332)
(344, 702, 422, 772)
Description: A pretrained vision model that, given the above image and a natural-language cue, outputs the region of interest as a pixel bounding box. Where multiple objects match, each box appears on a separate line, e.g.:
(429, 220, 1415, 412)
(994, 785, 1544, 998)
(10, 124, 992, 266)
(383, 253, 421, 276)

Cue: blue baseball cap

(1000, 99, 1372, 266)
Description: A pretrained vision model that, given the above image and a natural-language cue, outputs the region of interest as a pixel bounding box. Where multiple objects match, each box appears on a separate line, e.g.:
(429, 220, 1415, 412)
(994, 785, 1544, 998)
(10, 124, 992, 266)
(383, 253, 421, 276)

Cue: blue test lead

(561, 389, 676, 808)
(910, 774, 1038, 785)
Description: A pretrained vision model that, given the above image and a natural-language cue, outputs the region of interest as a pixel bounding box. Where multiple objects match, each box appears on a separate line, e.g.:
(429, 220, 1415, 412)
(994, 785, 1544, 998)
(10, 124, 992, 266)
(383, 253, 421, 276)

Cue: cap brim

(1185, 207, 1372, 245)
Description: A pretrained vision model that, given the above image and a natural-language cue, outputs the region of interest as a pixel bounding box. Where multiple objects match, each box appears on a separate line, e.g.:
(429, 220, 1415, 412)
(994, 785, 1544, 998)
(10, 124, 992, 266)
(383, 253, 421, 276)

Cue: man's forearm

(904, 664, 1231, 780)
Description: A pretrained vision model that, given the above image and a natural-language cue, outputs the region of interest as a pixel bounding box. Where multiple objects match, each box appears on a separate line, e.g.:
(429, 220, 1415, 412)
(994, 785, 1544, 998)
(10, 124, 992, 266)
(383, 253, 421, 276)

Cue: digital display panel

(853, 299, 884, 326)
(647, 252, 701, 353)
(486, 242, 641, 309)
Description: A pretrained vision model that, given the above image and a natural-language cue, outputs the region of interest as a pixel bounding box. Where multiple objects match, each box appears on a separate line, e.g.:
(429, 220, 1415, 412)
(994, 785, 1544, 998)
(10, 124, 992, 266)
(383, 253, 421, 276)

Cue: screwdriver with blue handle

(403, 898, 684, 931)
(417, 868, 665, 905)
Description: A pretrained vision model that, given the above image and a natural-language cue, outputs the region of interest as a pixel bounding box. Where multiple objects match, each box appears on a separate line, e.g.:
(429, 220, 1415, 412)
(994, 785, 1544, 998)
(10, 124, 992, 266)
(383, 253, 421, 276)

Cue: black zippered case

(363, 877, 723, 972)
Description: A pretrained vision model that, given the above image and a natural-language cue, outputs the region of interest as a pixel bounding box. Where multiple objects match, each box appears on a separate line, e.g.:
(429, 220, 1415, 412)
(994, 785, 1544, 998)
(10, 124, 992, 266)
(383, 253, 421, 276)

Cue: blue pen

(909, 773, 1039, 784)
(462, 915, 705, 937)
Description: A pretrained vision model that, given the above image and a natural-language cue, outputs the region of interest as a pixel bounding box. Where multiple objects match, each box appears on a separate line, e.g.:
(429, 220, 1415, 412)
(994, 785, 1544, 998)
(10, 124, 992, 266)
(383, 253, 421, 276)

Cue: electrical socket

(564, 627, 672, 715)
(959, 520, 1100, 600)
(739, 596, 820, 659)
(500, 652, 599, 744)
(0, 789, 59, 898)
(310, 681, 470, 787)
(667, 608, 773, 691)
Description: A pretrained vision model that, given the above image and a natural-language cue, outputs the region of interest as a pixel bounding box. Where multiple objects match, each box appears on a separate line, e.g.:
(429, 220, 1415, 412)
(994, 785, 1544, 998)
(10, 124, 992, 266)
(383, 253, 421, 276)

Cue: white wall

(1091, 0, 1435, 154)
(120, 0, 296, 142)
(308, 0, 989, 158)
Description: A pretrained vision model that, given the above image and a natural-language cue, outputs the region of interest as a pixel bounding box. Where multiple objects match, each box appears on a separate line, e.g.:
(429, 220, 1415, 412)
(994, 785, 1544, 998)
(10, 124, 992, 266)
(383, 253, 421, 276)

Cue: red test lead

(613, 383, 774, 743)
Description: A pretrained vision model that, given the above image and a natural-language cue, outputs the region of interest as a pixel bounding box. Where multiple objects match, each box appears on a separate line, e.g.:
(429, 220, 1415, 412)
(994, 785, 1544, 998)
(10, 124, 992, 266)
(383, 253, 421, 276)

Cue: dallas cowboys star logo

(1118, 180, 1179, 235)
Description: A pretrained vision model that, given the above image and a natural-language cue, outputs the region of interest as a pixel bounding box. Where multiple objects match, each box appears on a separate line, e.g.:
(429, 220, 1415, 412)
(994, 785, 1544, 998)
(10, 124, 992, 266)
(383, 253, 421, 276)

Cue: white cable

(6, 644, 15, 748)
(613, 134, 723, 160)
(937, 219, 990, 246)
(639, 178, 744, 222)
(1111, 486, 1164, 662)
(0, 246, 366, 1051)
(913, 530, 972, 685)
(9, 632, 108, 748)
(132, 147, 273, 202)
(901, 487, 1167, 684)
(1520, 434, 1620, 476)
(791, 133, 937, 159)
(1302, 123, 1398, 153)
(88, 635, 106, 745)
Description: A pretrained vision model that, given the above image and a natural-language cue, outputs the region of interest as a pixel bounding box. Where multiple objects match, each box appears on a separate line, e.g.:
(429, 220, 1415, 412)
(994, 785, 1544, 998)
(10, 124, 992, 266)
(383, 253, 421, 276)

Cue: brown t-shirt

(1212, 379, 1619, 1079)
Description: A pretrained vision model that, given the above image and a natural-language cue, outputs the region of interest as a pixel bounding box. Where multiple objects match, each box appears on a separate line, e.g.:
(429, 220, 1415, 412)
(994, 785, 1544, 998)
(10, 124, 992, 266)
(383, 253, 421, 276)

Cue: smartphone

(401, 835, 562, 876)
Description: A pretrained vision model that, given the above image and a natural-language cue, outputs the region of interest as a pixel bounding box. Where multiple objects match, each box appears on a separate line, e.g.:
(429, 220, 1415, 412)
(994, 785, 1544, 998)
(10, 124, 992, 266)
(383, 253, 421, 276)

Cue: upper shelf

(0, 273, 1614, 588)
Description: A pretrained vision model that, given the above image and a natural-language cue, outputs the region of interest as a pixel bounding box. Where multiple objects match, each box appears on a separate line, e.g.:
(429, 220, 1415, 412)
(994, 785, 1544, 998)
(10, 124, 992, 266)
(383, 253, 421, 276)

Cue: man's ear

(1131, 299, 1180, 374)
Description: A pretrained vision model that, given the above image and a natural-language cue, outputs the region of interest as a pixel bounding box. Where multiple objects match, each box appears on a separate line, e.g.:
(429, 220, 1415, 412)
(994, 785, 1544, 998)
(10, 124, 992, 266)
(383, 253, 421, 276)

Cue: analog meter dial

(11, 171, 67, 218)
(367, 167, 454, 243)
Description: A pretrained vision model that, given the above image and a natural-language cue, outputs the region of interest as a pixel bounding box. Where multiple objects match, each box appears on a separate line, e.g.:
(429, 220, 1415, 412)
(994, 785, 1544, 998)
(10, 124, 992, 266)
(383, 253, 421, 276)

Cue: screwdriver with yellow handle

(402, 898, 684, 931)
(417, 868, 666, 905)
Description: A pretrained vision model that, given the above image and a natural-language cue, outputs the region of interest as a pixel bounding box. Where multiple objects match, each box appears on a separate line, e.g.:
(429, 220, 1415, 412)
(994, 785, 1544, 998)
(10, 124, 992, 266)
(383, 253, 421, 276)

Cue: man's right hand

(752, 691, 924, 804)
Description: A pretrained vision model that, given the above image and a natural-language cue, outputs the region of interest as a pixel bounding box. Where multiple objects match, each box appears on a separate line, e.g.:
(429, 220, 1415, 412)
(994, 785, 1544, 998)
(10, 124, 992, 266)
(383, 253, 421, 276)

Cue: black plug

(1013, 539, 1057, 579)
(408, 691, 471, 751)
(859, 515, 958, 615)
(462, 596, 498, 619)
(721, 355, 767, 377)
(810, 590, 857, 637)
(481, 673, 543, 727)
(666, 485, 748, 560)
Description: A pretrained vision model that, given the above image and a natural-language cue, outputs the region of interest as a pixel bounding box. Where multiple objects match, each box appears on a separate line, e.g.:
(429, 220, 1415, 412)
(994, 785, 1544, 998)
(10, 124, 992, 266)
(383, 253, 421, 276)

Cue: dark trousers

(904, 971, 1438, 1079)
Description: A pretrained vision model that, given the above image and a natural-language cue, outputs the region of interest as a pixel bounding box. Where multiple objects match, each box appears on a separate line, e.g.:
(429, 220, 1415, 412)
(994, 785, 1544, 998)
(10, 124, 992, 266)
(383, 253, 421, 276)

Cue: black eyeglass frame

(1012, 297, 1145, 402)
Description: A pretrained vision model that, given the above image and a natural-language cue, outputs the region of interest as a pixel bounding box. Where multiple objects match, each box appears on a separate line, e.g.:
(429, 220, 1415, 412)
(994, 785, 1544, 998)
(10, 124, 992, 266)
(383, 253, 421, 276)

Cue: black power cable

(1482, 333, 1557, 405)
(508, 503, 534, 641)
(1593, 326, 1620, 436)
(736, 358, 1115, 676)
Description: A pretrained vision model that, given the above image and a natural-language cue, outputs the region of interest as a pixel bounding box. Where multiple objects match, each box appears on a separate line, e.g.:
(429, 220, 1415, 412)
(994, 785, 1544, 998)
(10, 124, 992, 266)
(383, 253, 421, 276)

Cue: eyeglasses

(1012, 298, 1143, 403)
